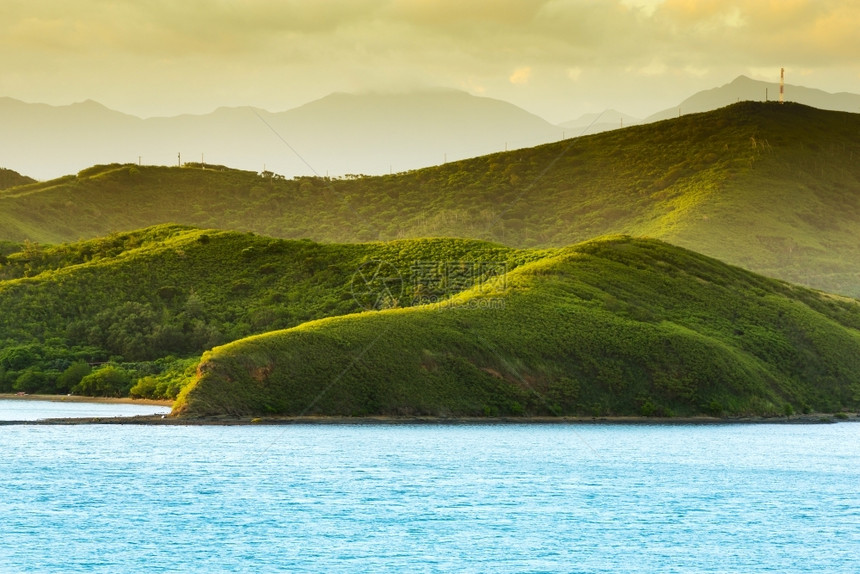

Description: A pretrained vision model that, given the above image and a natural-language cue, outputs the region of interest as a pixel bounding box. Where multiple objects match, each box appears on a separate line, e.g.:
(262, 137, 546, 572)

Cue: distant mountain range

(556, 74, 860, 132)
(3, 75, 860, 181)
(644, 75, 860, 122)
(0, 90, 563, 181)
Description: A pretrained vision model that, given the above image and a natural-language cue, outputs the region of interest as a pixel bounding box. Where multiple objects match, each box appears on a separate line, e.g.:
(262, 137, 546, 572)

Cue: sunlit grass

(177, 236, 860, 418)
(1, 102, 859, 296)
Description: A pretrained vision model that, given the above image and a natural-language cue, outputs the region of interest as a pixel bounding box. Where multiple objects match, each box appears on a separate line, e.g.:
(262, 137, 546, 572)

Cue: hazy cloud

(509, 67, 532, 85)
(2, 0, 859, 120)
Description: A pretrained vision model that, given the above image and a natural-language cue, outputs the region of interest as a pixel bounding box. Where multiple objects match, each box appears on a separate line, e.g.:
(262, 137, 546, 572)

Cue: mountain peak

(0, 88, 561, 180)
(729, 74, 757, 84)
(645, 74, 860, 122)
(65, 98, 111, 111)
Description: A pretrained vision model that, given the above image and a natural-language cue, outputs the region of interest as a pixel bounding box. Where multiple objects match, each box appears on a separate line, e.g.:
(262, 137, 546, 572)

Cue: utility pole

(779, 68, 784, 104)
(178, 153, 181, 167)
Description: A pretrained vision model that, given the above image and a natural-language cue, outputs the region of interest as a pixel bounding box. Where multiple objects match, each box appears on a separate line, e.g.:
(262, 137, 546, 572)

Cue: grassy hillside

(4, 225, 859, 415)
(1, 102, 858, 296)
(0, 225, 539, 397)
(0, 167, 35, 190)
(176, 237, 860, 419)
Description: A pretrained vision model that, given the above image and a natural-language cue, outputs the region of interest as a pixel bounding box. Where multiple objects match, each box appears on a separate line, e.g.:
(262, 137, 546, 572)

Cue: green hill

(1, 102, 858, 296)
(0, 225, 539, 397)
(3, 225, 859, 416)
(0, 167, 35, 191)
(176, 236, 860, 418)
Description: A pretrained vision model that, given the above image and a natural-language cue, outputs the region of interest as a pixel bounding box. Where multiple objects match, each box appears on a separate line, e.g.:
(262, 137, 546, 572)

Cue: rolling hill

(0, 225, 540, 397)
(2, 101, 859, 297)
(3, 225, 859, 417)
(0, 167, 35, 191)
(175, 236, 860, 419)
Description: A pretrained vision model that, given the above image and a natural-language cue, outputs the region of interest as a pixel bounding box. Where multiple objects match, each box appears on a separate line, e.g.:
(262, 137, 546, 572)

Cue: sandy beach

(0, 393, 173, 407)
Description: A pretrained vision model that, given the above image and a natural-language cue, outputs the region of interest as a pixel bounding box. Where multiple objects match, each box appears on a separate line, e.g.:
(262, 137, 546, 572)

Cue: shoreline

(0, 393, 173, 407)
(1, 413, 856, 426)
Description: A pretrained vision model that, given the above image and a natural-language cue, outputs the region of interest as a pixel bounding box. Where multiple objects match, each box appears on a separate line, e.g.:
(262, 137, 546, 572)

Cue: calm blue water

(0, 413, 857, 573)
(0, 399, 171, 421)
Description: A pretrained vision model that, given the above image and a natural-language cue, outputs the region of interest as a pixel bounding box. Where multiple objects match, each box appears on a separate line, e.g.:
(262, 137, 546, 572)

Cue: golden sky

(2, 0, 859, 121)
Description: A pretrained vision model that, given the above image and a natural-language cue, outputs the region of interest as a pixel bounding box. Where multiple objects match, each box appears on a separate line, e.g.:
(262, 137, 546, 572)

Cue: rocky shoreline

(2, 413, 857, 426)
(3, 394, 856, 425)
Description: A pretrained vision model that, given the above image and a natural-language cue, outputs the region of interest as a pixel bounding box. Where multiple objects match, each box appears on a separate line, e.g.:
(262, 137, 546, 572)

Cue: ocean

(0, 402, 857, 573)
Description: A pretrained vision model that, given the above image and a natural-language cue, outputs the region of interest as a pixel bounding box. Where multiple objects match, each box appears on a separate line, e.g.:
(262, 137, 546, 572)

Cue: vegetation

(3, 225, 859, 416)
(0, 167, 35, 191)
(176, 236, 860, 418)
(1, 102, 859, 296)
(0, 224, 538, 398)
(2, 102, 859, 416)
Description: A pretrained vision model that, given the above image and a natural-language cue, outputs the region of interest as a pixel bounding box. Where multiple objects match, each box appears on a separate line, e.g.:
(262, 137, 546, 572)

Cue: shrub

(129, 376, 158, 399)
(73, 366, 132, 397)
(13, 368, 52, 394)
(57, 361, 92, 393)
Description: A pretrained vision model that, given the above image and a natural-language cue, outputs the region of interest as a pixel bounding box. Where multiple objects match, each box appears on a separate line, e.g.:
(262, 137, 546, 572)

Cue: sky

(3, 0, 860, 123)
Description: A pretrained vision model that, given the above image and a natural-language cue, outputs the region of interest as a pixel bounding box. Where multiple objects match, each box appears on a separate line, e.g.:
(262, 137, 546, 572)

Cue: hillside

(1, 102, 859, 297)
(0, 225, 538, 397)
(0, 90, 562, 181)
(0, 167, 35, 190)
(558, 109, 641, 135)
(646, 75, 860, 122)
(556, 75, 860, 135)
(175, 236, 860, 419)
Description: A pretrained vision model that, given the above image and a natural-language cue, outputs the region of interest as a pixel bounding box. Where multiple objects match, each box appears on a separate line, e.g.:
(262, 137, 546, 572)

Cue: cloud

(1, 0, 859, 119)
(683, 65, 709, 78)
(386, 0, 548, 27)
(638, 60, 668, 76)
(5, 1, 859, 72)
(649, 0, 860, 67)
(509, 67, 532, 85)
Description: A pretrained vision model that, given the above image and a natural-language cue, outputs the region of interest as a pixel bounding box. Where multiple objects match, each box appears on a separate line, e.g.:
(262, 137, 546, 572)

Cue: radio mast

(779, 68, 784, 104)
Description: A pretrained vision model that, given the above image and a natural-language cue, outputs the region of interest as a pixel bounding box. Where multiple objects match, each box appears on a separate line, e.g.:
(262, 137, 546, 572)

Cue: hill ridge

(1, 101, 859, 297)
(646, 75, 860, 122)
(0, 224, 539, 398)
(175, 235, 860, 418)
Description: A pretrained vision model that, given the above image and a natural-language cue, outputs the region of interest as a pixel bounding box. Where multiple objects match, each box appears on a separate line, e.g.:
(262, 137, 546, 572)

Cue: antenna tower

(779, 68, 784, 104)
